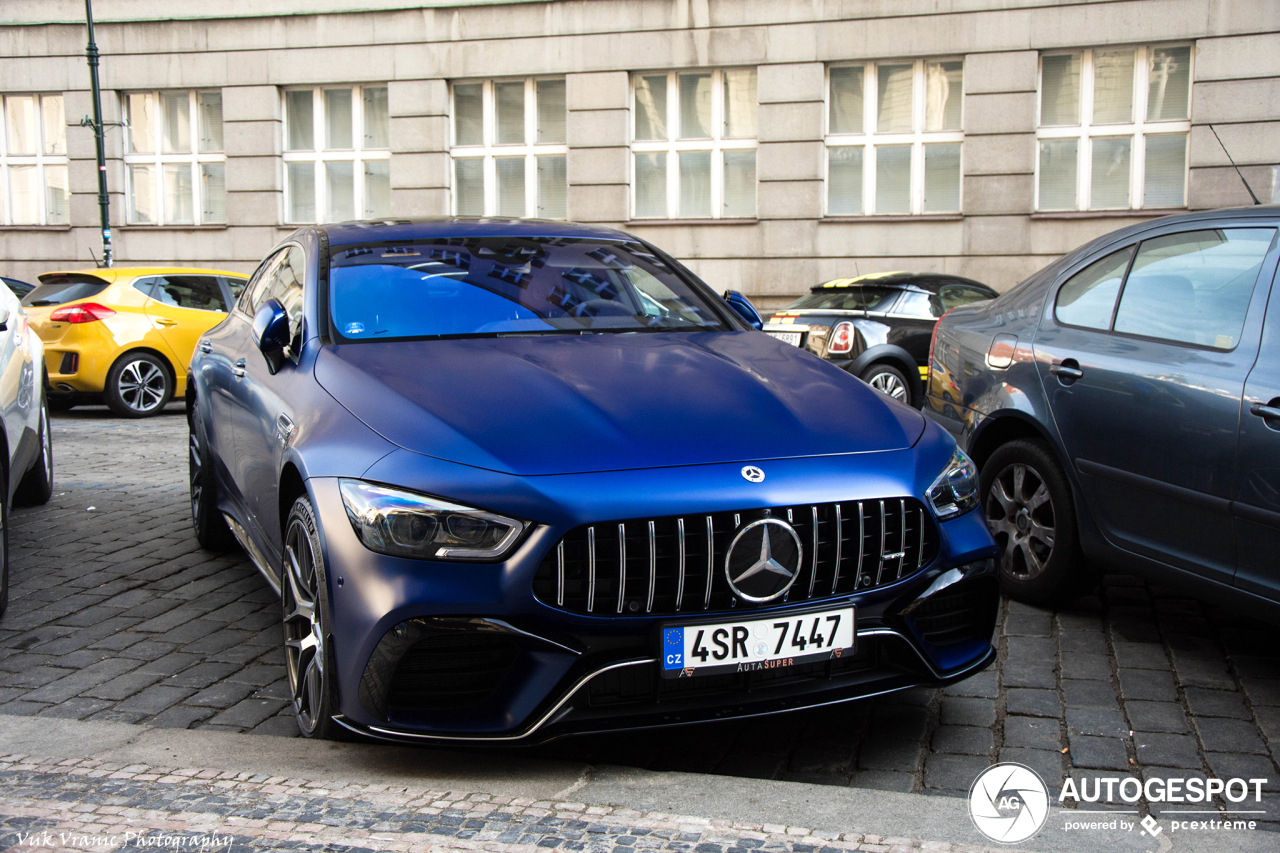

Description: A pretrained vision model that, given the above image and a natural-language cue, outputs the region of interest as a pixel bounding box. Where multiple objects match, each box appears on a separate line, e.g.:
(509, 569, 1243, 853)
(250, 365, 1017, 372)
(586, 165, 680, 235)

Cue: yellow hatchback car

(23, 268, 248, 417)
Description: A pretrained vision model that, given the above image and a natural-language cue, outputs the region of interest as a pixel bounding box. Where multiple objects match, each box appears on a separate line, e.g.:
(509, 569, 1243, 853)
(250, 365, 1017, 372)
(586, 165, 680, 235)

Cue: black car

(2, 277, 34, 299)
(924, 205, 1280, 620)
(764, 272, 996, 407)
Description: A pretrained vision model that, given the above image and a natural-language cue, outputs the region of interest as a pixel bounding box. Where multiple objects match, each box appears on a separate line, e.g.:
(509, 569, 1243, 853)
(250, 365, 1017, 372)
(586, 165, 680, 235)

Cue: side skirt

(223, 512, 281, 596)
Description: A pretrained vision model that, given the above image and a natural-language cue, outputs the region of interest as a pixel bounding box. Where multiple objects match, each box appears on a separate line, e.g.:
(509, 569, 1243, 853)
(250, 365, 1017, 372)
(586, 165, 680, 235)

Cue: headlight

(339, 479, 528, 561)
(925, 448, 979, 520)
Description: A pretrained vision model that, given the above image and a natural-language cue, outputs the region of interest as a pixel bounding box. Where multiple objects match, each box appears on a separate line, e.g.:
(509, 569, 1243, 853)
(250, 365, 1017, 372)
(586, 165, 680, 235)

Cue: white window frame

(448, 77, 568, 218)
(824, 59, 965, 217)
(1035, 45, 1193, 212)
(629, 69, 758, 220)
(0, 93, 69, 226)
(282, 85, 391, 225)
(122, 90, 225, 226)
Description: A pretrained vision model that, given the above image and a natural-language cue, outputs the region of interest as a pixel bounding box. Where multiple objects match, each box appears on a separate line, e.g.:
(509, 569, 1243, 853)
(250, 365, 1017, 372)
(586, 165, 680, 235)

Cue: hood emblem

(724, 518, 803, 603)
(741, 466, 765, 483)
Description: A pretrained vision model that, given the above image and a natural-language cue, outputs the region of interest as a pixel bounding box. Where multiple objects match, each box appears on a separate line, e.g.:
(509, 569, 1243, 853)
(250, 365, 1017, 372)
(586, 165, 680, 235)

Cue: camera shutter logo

(968, 763, 1050, 844)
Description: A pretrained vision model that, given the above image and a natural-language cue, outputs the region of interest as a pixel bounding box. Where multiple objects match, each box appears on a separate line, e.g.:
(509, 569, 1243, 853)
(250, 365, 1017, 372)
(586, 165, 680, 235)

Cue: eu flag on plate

(662, 627, 684, 670)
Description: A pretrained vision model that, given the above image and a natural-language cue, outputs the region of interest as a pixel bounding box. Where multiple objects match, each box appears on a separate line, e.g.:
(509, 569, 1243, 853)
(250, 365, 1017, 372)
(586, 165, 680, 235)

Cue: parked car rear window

(787, 287, 900, 312)
(327, 237, 727, 341)
(1113, 228, 1275, 350)
(22, 274, 110, 307)
(1054, 247, 1134, 330)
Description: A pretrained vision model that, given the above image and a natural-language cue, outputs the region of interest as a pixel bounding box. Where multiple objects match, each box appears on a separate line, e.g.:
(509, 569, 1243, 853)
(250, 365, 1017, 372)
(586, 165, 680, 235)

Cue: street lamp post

(84, 0, 113, 267)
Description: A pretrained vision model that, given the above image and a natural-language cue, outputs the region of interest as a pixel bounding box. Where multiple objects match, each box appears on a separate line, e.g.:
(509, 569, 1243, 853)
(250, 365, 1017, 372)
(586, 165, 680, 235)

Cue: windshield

(23, 274, 110, 307)
(328, 237, 728, 340)
(785, 286, 900, 312)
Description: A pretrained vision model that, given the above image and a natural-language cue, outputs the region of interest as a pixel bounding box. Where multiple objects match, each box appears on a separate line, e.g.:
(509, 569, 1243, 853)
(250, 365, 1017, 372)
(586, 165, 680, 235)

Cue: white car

(0, 282, 53, 618)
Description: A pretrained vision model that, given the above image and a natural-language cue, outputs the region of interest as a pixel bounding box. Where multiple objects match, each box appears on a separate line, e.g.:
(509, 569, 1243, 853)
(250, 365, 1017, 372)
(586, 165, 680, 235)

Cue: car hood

(314, 331, 925, 477)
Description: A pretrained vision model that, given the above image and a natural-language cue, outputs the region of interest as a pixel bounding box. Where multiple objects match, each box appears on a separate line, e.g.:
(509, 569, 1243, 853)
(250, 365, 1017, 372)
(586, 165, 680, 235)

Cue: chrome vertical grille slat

(556, 541, 565, 607)
(617, 523, 626, 614)
(704, 515, 713, 610)
(675, 518, 686, 612)
(533, 498, 938, 617)
(646, 520, 656, 614)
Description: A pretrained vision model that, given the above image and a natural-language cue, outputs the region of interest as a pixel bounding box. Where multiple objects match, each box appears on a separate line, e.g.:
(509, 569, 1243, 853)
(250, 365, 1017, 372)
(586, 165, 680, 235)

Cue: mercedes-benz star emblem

(741, 466, 765, 483)
(724, 518, 803, 602)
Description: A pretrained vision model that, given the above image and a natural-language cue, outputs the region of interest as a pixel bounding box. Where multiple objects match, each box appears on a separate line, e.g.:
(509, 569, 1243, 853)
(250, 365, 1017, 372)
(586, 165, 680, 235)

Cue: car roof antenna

(87, 246, 102, 268)
(1209, 124, 1261, 205)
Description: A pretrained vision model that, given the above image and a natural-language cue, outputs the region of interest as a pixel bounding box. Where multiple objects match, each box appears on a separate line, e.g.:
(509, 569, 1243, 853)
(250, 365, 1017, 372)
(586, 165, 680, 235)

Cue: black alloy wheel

(282, 496, 339, 739)
(980, 438, 1092, 606)
(105, 352, 173, 418)
(14, 398, 53, 506)
(188, 401, 235, 550)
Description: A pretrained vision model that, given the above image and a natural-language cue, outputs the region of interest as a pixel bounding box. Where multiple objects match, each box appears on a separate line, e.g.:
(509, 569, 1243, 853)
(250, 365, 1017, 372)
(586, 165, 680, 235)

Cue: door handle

(231, 358, 246, 379)
(198, 342, 212, 354)
(1050, 360, 1084, 384)
(156, 318, 178, 327)
(1250, 401, 1280, 424)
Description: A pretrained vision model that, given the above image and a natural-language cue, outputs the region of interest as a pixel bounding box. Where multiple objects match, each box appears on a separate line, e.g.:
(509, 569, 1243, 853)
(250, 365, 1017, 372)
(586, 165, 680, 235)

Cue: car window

(937, 284, 992, 314)
(787, 287, 900, 312)
(151, 275, 229, 313)
(1113, 228, 1276, 350)
(132, 277, 157, 298)
(1054, 247, 1134, 330)
(21, 274, 110, 307)
(328, 237, 727, 341)
(239, 251, 284, 315)
(223, 276, 247, 300)
(893, 291, 934, 317)
(260, 245, 307, 352)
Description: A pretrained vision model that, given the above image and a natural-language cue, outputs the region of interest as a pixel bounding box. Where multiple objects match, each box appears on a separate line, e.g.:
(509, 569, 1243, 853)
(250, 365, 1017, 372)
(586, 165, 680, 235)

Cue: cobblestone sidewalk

(0, 753, 1000, 853)
(1, 408, 1279, 824)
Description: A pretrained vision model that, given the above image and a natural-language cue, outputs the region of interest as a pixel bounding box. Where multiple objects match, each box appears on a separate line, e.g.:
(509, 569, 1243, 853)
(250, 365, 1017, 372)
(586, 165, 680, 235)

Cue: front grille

(908, 580, 999, 647)
(533, 499, 937, 617)
(386, 634, 518, 712)
(585, 641, 879, 708)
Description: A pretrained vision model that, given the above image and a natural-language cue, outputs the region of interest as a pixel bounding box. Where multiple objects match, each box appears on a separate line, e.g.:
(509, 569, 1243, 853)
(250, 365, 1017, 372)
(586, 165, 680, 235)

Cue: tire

(13, 398, 52, 506)
(105, 352, 173, 418)
(188, 400, 235, 550)
(282, 496, 341, 739)
(861, 363, 913, 407)
(980, 438, 1095, 606)
(0, 461, 10, 620)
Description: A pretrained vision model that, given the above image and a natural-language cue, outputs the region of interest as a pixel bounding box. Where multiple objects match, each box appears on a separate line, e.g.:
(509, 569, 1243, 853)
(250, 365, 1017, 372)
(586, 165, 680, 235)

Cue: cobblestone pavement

(1, 408, 1279, 827)
(0, 753, 999, 853)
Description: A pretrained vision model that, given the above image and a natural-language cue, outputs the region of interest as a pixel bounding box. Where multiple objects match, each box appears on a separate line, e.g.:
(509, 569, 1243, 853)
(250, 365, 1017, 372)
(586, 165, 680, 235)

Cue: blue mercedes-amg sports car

(187, 219, 999, 742)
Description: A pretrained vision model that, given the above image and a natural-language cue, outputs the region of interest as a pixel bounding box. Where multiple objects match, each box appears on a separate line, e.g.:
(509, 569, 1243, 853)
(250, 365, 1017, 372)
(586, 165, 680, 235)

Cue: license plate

(766, 331, 801, 346)
(660, 607, 855, 678)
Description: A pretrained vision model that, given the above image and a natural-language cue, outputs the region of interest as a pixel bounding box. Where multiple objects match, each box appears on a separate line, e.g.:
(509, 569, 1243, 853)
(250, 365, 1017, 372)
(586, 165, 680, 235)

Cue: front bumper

(304, 446, 1000, 744)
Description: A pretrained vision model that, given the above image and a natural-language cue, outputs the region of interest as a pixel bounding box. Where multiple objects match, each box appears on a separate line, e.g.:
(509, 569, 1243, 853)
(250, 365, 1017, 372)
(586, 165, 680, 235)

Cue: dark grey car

(923, 205, 1280, 620)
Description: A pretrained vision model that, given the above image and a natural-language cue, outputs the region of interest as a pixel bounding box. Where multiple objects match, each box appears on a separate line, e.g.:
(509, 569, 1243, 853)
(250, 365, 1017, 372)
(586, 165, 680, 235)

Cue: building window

(630, 69, 757, 220)
(0, 94, 69, 225)
(1036, 45, 1192, 211)
(124, 91, 226, 225)
(450, 78, 567, 219)
(283, 86, 390, 224)
(825, 60, 964, 216)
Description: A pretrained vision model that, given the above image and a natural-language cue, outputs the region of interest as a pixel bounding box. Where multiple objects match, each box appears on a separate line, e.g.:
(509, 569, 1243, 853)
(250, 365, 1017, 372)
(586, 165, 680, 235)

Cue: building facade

(1, 0, 1277, 307)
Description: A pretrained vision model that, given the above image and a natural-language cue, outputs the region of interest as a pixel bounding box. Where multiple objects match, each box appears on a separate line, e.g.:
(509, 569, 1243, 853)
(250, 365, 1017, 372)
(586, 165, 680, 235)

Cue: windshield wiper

(29, 299, 60, 306)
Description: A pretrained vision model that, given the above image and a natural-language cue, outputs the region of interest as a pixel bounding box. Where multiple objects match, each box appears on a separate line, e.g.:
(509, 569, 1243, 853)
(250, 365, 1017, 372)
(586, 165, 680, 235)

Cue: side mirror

(722, 290, 763, 330)
(252, 298, 290, 375)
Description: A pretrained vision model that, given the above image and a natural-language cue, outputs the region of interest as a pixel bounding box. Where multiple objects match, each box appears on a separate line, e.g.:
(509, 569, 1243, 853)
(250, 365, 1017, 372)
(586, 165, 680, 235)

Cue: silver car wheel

(117, 359, 168, 413)
(869, 371, 908, 402)
(985, 462, 1056, 580)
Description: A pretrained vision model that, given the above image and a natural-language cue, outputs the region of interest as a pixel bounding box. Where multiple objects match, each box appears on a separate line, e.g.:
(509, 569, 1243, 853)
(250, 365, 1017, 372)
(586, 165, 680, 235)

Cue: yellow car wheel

(105, 351, 174, 418)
